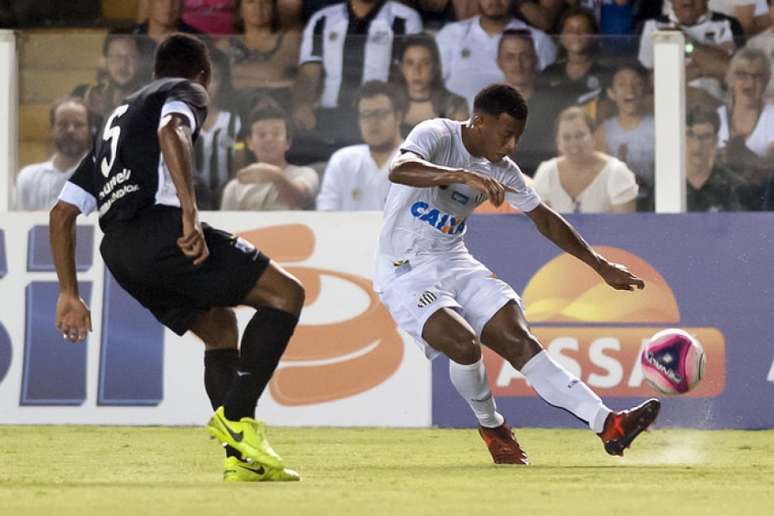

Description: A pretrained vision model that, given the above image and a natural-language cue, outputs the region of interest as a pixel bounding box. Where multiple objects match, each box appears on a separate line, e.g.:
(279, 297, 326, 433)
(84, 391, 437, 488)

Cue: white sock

(521, 351, 611, 433)
(449, 358, 505, 428)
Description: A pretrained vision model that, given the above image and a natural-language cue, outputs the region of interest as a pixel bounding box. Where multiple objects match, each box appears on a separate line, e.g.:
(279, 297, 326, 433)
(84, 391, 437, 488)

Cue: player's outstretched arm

(158, 113, 209, 266)
(389, 152, 511, 206)
(525, 202, 645, 291)
(49, 201, 92, 342)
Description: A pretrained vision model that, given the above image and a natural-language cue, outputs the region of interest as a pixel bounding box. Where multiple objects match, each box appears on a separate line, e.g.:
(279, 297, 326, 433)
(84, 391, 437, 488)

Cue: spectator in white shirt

(16, 97, 92, 211)
(435, 0, 557, 108)
(640, 0, 741, 102)
(316, 80, 403, 210)
(533, 106, 638, 213)
(221, 105, 319, 210)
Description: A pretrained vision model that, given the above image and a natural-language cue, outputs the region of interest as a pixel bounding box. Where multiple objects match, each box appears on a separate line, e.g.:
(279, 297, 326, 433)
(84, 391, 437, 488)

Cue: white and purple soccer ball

(641, 329, 706, 395)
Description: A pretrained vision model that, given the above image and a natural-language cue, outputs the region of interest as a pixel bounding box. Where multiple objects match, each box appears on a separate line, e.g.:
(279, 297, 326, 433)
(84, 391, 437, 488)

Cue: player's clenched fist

(178, 212, 210, 266)
(55, 294, 92, 342)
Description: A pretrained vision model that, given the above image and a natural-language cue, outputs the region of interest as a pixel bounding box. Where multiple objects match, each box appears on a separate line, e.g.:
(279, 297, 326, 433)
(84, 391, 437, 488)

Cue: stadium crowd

(9, 0, 774, 213)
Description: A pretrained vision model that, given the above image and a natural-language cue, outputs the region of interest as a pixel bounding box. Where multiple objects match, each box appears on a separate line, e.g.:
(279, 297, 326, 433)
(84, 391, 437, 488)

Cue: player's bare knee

(443, 333, 481, 365)
(506, 333, 542, 370)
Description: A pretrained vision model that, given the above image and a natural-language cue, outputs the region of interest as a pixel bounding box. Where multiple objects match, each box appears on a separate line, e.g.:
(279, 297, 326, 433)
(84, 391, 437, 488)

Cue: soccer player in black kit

(49, 34, 302, 482)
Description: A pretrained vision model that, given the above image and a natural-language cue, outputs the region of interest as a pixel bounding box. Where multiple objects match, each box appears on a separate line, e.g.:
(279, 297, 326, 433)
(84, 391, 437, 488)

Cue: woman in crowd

(536, 7, 612, 118)
(717, 47, 774, 209)
(393, 33, 469, 137)
(193, 48, 242, 209)
(534, 106, 638, 213)
(216, 0, 300, 99)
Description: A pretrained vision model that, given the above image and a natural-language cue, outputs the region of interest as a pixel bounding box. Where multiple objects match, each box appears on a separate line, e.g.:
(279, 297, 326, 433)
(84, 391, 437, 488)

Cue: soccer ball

(641, 329, 706, 395)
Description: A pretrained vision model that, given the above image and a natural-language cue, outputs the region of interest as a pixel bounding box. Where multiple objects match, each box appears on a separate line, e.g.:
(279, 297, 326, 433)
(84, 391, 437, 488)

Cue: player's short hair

(497, 28, 536, 57)
(48, 96, 89, 127)
(686, 104, 721, 134)
(473, 84, 528, 121)
(101, 28, 138, 57)
(154, 33, 211, 82)
(247, 104, 295, 140)
(356, 80, 406, 115)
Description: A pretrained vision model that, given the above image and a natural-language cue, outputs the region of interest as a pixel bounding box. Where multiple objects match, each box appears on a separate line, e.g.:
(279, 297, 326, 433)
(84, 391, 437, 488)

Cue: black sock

(204, 348, 241, 458)
(223, 307, 298, 421)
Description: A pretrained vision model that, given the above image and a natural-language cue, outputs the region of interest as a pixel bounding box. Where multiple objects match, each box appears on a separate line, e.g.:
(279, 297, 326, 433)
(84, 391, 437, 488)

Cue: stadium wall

(1, 212, 772, 428)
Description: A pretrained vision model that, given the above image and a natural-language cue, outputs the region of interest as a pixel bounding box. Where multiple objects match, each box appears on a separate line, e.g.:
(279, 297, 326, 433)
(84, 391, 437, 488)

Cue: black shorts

(100, 206, 270, 335)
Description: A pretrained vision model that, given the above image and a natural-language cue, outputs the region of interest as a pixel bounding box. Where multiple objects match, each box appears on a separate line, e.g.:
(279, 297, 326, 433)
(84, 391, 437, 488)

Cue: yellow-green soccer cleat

(223, 456, 301, 482)
(207, 406, 285, 469)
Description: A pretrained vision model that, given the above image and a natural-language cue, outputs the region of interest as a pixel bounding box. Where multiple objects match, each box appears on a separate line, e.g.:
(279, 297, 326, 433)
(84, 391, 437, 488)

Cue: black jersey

(59, 78, 208, 231)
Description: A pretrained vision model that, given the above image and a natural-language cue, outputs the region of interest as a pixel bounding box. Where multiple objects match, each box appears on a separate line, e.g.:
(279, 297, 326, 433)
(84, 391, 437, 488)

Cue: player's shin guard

(521, 350, 611, 433)
(223, 307, 299, 421)
(449, 358, 505, 428)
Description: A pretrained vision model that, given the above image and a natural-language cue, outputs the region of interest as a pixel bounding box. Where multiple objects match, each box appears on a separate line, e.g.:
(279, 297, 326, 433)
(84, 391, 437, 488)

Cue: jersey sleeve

(607, 160, 639, 206)
(400, 119, 445, 161)
(502, 159, 541, 212)
(165, 81, 209, 133)
(299, 10, 325, 65)
(58, 152, 98, 215)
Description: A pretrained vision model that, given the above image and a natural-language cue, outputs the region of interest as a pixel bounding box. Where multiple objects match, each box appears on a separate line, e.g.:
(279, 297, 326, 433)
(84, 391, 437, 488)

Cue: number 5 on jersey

(101, 104, 129, 178)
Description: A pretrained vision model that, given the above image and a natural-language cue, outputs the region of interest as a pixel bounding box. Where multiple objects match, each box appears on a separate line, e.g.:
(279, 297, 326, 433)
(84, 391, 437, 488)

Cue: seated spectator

(133, 0, 203, 65)
(595, 62, 655, 209)
(139, 0, 237, 34)
(533, 106, 638, 212)
(72, 30, 146, 133)
(496, 28, 557, 176)
(316, 81, 403, 210)
(746, 0, 774, 100)
(216, 0, 301, 95)
(717, 47, 774, 207)
(537, 8, 612, 113)
(435, 0, 557, 109)
(401, 0, 479, 29)
(686, 103, 748, 210)
(639, 0, 741, 102)
(221, 105, 318, 209)
(394, 33, 469, 138)
(194, 49, 242, 209)
(292, 0, 421, 142)
(16, 98, 91, 211)
(515, 1, 636, 35)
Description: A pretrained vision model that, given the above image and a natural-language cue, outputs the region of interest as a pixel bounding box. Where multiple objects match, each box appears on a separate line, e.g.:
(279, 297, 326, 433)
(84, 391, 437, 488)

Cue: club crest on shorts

(417, 290, 438, 308)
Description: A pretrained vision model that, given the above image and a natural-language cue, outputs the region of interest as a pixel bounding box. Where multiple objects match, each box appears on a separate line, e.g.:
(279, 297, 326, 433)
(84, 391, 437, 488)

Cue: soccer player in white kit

(374, 84, 660, 464)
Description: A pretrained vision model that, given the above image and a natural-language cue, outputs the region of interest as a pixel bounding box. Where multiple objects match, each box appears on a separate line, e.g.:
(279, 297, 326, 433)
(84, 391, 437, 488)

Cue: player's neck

(460, 124, 485, 159)
(479, 15, 511, 37)
(53, 152, 83, 172)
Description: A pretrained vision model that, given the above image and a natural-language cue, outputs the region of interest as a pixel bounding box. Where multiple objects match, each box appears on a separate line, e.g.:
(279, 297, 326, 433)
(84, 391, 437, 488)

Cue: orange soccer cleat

(478, 421, 529, 465)
(599, 399, 661, 456)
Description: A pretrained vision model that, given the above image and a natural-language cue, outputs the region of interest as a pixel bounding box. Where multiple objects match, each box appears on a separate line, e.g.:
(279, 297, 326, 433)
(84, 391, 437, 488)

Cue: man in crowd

(16, 97, 91, 211)
(746, 0, 774, 100)
(132, 0, 202, 64)
(293, 0, 421, 144)
(316, 81, 403, 210)
(221, 105, 319, 210)
(686, 104, 748, 211)
(435, 0, 556, 108)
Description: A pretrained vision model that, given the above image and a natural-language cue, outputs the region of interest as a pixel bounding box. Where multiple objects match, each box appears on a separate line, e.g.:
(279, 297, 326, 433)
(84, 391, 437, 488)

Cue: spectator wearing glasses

(686, 103, 748, 211)
(533, 106, 638, 213)
(745, 0, 774, 100)
(394, 33, 469, 137)
(221, 105, 319, 210)
(717, 47, 774, 207)
(316, 81, 404, 210)
(72, 29, 146, 133)
(16, 98, 92, 211)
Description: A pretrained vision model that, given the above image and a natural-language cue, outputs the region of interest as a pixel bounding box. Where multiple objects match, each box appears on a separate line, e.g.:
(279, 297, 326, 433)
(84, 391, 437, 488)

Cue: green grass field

(1, 426, 772, 515)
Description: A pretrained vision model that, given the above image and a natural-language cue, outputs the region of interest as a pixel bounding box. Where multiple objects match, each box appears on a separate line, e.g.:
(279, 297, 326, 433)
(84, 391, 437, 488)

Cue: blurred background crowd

(5, 0, 774, 213)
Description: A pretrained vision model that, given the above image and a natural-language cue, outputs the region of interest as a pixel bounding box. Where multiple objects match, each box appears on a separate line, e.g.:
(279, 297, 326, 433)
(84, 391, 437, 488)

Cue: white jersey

(374, 118, 541, 291)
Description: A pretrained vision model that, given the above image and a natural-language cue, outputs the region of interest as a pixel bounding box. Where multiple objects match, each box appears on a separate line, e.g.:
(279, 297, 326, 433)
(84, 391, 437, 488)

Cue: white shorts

(378, 252, 522, 360)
